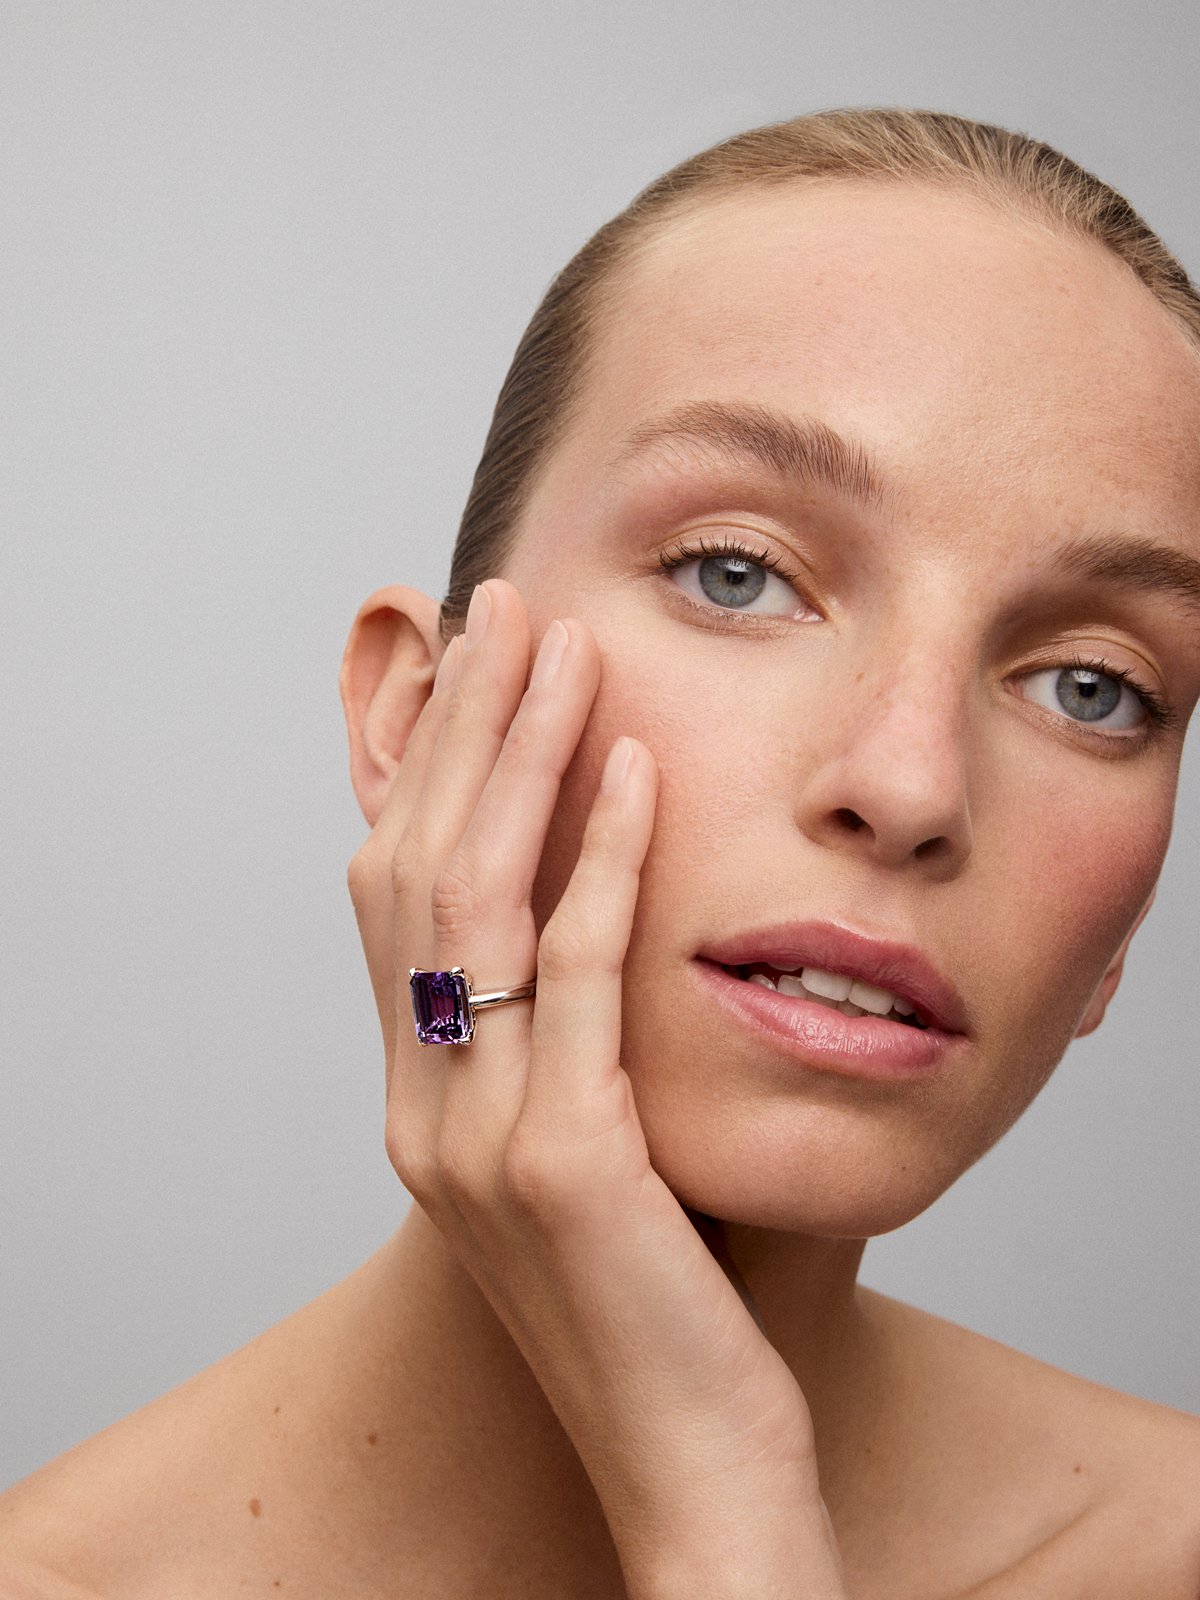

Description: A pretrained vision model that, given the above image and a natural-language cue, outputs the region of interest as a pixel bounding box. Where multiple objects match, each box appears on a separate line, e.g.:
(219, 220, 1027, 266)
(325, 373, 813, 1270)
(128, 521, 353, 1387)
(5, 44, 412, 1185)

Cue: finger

(520, 735, 657, 1143)
(371, 629, 464, 848)
(346, 633, 462, 1064)
(435, 618, 599, 926)
(386, 580, 537, 1197)
(432, 615, 602, 1161)
(405, 578, 534, 875)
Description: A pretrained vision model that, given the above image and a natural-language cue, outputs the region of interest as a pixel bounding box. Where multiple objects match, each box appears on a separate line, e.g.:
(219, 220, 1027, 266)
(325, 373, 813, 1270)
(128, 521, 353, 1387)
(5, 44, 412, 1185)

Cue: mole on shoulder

(249, 1497, 263, 1517)
(273, 1405, 281, 1415)
(367, 1432, 378, 1446)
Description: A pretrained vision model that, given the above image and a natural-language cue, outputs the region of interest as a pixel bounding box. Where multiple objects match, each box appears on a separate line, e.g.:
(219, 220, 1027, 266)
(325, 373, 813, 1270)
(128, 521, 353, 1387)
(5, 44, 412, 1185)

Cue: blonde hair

(439, 105, 1200, 640)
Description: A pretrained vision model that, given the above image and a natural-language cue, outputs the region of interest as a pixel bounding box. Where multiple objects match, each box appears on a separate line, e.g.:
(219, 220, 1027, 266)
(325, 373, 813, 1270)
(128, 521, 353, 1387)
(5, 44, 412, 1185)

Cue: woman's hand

(346, 577, 848, 1599)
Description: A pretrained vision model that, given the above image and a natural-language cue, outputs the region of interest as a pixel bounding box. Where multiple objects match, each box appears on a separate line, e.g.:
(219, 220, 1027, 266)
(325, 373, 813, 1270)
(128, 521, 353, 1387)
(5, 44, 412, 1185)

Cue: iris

(1056, 667, 1120, 723)
(697, 555, 768, 608)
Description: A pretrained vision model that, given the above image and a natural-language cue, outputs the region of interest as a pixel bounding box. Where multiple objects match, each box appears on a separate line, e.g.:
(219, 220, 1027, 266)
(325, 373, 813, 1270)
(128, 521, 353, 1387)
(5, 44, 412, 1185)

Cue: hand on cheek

(346, 577, 849, 1598)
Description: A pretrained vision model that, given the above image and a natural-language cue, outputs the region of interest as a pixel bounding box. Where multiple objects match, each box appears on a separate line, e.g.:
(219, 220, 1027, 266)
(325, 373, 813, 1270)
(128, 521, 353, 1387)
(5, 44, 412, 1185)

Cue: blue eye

(658, 536, 810, 617)
(1022, 657, 1173, 737)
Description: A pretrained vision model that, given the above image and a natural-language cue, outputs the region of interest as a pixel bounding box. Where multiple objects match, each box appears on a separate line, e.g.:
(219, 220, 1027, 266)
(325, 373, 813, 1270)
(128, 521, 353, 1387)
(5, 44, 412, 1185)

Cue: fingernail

(433, 634, 462, 695)
(601, 736, 633, 793)
(464, 583, 492, 651)
(531, 620, 568, 686)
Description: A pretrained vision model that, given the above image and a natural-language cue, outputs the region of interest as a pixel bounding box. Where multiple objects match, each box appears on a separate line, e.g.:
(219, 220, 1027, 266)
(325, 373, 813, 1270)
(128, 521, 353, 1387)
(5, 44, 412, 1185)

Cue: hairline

(504, 176, 1200, 571)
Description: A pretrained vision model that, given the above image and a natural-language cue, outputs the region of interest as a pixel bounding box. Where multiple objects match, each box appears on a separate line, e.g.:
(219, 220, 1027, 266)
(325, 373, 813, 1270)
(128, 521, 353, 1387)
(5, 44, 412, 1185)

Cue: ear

(1073, 884, 1158, 1039)
(338, 584, 447, 828)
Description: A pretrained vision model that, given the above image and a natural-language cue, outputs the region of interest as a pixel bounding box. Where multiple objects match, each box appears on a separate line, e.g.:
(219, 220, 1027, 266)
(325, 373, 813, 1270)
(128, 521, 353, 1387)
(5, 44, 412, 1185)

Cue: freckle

(367, 1432, 378, 1446)
(249, 1498, 262, 1517)
(1073, 1463, 1083, 1473)
(273, 1405, 281, 1415)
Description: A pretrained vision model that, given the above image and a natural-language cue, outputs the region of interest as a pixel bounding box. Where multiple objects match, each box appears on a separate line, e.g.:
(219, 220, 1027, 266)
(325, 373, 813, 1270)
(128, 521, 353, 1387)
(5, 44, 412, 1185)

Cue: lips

(696, 920, 970, 1037)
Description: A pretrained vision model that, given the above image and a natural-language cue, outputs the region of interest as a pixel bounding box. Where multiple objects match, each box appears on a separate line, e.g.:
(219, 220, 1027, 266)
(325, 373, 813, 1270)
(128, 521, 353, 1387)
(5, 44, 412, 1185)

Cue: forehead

(552, 181, 1200, 529)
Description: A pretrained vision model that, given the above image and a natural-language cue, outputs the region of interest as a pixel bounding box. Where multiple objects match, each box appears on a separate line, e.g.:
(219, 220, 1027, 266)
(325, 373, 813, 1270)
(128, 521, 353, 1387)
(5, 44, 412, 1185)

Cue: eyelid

(660, 529, 795, 569)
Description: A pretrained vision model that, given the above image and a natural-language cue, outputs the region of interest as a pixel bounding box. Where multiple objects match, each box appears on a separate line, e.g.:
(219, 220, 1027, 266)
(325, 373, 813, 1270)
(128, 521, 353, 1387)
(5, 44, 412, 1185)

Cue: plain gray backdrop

(3, 0, 1198, 1491)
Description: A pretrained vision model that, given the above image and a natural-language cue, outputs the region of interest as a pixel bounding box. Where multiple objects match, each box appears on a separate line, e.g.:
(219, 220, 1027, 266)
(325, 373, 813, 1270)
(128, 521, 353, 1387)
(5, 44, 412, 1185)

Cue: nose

(792, 630, 975, 877)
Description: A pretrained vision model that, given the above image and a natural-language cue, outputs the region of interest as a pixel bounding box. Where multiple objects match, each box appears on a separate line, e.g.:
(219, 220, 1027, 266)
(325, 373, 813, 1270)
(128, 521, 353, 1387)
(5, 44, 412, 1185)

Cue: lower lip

(693, 960, 970, 1081)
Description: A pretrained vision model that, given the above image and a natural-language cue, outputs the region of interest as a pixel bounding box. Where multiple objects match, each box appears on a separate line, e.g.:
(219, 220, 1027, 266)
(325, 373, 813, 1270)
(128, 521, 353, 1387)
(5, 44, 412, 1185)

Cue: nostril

(834, 807, 868, 832)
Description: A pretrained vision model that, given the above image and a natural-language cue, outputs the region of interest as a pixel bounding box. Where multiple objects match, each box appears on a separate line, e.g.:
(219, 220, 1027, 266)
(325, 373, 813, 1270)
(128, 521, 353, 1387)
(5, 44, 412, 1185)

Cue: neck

(288, 1204, 882, 1590)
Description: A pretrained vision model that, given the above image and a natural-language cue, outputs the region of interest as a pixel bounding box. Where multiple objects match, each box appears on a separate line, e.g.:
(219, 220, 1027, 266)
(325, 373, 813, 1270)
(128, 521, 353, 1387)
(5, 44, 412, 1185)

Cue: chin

(634, 1087, 969, 1237)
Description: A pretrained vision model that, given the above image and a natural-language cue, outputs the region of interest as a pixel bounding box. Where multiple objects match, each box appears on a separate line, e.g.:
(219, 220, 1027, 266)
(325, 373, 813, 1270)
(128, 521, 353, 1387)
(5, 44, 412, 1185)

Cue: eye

(658, 535, 815, 618)
(1021, 656, 1173, 738)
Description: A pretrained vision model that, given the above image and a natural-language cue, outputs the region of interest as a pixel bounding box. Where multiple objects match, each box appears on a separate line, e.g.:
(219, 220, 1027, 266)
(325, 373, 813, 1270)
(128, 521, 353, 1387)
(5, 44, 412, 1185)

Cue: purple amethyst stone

(409, 967, 473, 1045)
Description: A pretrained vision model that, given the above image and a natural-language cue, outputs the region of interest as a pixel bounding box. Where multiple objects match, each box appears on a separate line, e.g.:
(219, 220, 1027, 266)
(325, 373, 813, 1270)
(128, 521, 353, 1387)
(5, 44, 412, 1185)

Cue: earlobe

(338, 584, 447, 827)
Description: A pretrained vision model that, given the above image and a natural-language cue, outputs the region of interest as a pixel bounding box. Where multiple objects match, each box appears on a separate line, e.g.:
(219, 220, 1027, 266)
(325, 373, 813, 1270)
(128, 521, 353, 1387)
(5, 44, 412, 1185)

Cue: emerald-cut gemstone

(409, 967, 473, 1045)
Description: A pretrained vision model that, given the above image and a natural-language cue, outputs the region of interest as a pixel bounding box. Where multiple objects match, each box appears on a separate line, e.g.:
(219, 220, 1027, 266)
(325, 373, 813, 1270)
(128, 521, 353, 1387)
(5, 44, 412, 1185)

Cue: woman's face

(498, 180, 1200, 1235)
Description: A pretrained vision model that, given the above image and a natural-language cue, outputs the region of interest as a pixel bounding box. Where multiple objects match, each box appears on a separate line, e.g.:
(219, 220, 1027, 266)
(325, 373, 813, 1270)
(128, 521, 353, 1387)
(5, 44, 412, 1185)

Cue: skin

(506, 181, 1199, 1235)
(4, 178, 1200, 1599)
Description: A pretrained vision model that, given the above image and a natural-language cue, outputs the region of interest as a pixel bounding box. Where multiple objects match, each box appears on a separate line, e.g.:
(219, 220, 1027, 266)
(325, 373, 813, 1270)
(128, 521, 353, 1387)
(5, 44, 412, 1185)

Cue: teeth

(799, 967, 853, 1001)
(778, 974, 858, 1016)
(738, 963, 924, 1026)
(845, 978, 897, 1017)
(799, 965, 905, 1017)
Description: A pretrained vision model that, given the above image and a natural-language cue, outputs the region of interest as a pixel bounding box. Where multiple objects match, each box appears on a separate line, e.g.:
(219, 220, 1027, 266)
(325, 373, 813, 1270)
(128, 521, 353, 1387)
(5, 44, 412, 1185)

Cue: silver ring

(408, 965, 537, 1046)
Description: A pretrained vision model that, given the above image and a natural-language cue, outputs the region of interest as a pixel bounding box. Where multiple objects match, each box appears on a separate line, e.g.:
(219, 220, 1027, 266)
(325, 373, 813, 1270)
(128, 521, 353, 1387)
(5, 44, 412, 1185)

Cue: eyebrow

(1049, 532, 1200, 622)
(610, 398, 1200, 622)
(608, 399, 891, 512)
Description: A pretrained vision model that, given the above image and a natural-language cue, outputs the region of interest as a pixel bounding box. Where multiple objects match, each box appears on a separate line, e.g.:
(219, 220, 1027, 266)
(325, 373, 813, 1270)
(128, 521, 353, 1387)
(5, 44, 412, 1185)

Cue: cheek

(930, 754, 1175, 1158)
(529, 636, 719, 938)
(988, 760, 1171, 1036)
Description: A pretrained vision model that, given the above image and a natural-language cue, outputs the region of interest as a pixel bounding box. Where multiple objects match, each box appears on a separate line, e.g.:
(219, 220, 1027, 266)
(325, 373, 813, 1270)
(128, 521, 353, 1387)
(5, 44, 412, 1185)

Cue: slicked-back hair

(439, 105, 1200, 642)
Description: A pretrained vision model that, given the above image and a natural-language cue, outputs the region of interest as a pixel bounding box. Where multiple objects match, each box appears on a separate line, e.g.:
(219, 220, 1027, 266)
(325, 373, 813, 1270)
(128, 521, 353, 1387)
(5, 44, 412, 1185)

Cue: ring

(408, 965, 537, 1046)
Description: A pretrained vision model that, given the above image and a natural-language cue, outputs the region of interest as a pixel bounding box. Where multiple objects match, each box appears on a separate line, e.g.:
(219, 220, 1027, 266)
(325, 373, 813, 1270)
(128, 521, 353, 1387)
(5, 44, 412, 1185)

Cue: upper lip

(696, 920, 970, 1036)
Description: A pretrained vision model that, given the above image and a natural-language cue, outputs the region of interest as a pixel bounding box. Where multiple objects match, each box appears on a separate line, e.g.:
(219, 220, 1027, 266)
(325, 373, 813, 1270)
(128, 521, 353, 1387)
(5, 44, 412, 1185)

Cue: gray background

(3, 1, 1198, 1491)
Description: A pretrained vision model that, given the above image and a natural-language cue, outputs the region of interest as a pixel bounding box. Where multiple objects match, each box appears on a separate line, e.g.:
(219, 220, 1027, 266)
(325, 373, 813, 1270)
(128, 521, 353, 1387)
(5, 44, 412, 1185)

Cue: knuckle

(384, 1119, 433, 1201)
(536, 917, 596, 983)
(499, 711, 543, 770)
(346, 843, 378, 906)
(429, 860, 489, 937)
(433, 1134, 482, 1208)
(540, 915, 620, 985)
(499, 1131, 576, 1223)
(345, 844, 369, 908)
(389, 829, 426, 899)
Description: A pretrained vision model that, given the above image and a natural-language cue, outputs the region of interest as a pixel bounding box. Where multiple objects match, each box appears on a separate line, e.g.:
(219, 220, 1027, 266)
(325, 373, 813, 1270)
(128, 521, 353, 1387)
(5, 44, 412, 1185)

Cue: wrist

(629, 1543, 848, 1600)
(615, 1481, 848, 1600)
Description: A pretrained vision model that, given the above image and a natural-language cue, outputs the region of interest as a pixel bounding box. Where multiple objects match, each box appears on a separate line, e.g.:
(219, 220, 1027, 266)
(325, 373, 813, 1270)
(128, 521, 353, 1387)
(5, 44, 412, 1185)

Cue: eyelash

(657, 534, 1179, 737)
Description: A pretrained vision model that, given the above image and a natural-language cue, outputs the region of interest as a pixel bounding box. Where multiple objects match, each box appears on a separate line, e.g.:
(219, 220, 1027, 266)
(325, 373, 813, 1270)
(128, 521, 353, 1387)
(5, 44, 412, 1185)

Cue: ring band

(408, 965, 537, 1046)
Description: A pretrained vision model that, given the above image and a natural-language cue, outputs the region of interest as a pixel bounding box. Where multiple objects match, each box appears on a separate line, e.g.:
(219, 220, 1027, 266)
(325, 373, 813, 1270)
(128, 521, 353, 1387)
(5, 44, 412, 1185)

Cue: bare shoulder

(860, 1287, 1200, 1596)
(0, 1322, 296, 1600)
(0, 1239, 411, 1600)
(0, 1550, 100, 1600)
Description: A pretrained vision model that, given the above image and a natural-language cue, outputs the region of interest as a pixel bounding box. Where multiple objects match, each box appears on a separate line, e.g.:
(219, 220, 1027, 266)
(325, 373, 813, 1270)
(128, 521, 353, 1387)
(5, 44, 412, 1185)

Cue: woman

(2, 106, 1199, 1598)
